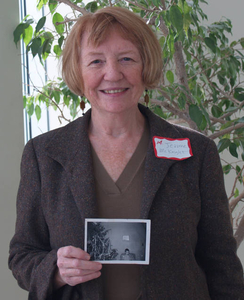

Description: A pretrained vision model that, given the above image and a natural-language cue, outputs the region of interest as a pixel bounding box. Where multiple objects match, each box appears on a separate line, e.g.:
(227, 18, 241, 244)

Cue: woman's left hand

(54, 245, 102, 290)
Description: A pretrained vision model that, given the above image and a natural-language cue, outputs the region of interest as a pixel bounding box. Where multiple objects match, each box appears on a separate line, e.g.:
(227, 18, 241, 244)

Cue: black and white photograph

(84, 219, 151, 264)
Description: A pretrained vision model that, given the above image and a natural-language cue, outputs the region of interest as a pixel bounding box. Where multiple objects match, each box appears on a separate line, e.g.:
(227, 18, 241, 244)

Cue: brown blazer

(9, 104, 244, 300)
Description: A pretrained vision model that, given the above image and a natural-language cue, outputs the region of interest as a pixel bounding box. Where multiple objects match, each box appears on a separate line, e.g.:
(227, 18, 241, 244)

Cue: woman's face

(80, 27, 145, 116)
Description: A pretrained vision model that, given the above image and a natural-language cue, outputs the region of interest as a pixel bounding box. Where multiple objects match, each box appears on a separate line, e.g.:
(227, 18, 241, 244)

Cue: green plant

(14, 0, 244, 247)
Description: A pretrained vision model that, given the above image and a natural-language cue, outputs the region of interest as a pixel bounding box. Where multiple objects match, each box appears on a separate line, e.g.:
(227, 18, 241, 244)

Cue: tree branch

(55, 18, 79, 25)
(173, 41, 198, 130)
(174, 42, 189, 88)
(159, 17, 169, 36)
(229, 166, 244, 204)
(140, 97, 195, 126)
(126, 0, 155, 12)
(26, 72, 72, 123)
(161, 0, 166, 10)
(230, 190, 244, 213)
(54, 0, 90, 15)
(234, 212, 244, 248)
(191, 52, 242, 106)
(209, 122, 244, 139)
(209, 116, 226, 125)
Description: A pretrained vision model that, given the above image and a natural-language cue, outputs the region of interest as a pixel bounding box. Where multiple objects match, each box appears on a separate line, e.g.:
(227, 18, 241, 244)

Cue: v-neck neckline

(91, 123, 149, 195)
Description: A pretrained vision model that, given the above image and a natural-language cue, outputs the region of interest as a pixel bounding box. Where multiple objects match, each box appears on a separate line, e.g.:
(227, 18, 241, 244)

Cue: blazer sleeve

(8, 139, 58, 300)
(196, 138, 244, 299)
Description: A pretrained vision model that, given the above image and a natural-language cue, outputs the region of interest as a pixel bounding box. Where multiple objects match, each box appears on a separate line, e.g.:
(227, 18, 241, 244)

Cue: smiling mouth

(102, 88, 128, 94)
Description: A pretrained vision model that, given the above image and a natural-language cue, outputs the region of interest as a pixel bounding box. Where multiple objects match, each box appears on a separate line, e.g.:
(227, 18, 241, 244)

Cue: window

(19, 0, 86, 142)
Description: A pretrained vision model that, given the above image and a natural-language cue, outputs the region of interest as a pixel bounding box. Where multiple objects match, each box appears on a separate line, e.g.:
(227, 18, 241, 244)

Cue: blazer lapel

(46, 110, 98, 220)
(45, 104, 188, 221)
(139, 105, 185, 218)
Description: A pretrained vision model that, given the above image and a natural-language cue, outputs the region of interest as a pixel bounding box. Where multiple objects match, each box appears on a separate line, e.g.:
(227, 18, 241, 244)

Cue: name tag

(153, 136, 193, 160)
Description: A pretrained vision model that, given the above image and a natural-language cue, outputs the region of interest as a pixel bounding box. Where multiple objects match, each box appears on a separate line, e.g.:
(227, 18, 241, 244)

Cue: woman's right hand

(54, 246, 102, 290)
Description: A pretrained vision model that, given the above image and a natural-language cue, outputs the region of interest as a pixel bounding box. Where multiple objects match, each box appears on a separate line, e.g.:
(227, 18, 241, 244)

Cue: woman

(9, 6, 244, 300)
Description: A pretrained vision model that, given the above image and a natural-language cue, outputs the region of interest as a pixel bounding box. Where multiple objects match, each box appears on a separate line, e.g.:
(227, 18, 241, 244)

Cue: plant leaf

(52, 90, 60, 104)
(23, 96, 27, 108)
(23, 25, 33, 46)
(217, 138, 231, 153)
(239, 37, 244, 48)
(85, 1, 98, 13)
(229, 143, 238, 158)
(169, 5, 183, 33)
(63, 95, 70, 106)
(52, 13, 64, 35)
(189, 104, 203, 127)
(37, 0, 48, 10)
(58, 36, 64, 48)
(234, 188, 239, 198)
(204, 37, 217, 53)
(49, 0, 58, 13)
(151, 0, 161, 7)
(35, 105, 42, 121)
(222, 164, 232, 174)
(36, 16, 46, 34)
(13, 23, 29, 46)
(178, 93, 186, 109)
(31, 37, 42, 58)
(211, 105, 223, 118)
(166, 70, 174, 84)
(54, 44, 62, 57)
(27, 102, 34, 117)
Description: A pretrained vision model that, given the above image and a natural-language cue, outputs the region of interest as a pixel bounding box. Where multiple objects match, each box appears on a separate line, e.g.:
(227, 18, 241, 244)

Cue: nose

(103, 60, 123, 81)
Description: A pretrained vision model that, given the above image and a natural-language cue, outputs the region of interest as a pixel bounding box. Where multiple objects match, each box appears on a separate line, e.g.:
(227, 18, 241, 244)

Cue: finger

(57, 257, 102, 272)
(57, 246, 90, 260)
(64, 271, 102, 287)
(59, 266, 101, 278)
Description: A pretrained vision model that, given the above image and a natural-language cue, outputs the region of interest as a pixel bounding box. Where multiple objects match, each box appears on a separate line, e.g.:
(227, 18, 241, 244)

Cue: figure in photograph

(120, 249, 136, 261)
(9, 6, 244, 300)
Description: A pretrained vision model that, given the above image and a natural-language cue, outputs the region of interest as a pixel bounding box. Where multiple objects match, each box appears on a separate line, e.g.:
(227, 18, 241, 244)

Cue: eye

(91, 59, 102, 64)
(121, 57, 132, 62)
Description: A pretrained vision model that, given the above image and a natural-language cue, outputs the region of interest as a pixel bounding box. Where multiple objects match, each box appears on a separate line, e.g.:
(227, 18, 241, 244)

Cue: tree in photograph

(87, 222, 118, 260)
(13, 0, 244, 247)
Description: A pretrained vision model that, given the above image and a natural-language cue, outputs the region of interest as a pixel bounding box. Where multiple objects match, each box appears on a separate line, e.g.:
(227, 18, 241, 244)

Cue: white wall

(203, 0, 244, 40)
(1, 1, 243, 299)
(0, 0, 28, 299)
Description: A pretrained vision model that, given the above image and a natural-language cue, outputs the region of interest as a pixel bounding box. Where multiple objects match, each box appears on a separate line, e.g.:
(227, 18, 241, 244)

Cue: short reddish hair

(62, 7, 163, 96)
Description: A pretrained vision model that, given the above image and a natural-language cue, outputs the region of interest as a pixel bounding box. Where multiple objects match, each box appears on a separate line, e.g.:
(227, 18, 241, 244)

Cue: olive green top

(91, 123, 149, 300)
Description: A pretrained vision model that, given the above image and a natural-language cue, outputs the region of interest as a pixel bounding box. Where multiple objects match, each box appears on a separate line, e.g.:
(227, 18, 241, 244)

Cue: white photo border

(84, 218, 151, 264)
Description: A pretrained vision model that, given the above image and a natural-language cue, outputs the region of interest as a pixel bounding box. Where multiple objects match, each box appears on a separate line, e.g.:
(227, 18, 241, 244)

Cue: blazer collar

(138, 105, 185, 218)
(45, 104, 187, 219)
(45, 110, 98, 218)
(45, 110, 92, 172)
(45, 105, 184, 171)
